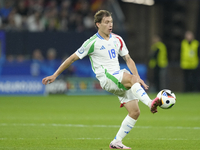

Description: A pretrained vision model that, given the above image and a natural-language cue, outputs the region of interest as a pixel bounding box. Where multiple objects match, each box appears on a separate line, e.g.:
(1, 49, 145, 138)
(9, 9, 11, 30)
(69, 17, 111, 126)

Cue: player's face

(97, 16, 113, 38)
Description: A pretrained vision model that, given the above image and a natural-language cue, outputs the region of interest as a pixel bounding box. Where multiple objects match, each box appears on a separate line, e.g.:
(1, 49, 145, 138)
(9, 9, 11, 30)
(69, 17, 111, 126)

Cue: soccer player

(42, 10, 161, 149)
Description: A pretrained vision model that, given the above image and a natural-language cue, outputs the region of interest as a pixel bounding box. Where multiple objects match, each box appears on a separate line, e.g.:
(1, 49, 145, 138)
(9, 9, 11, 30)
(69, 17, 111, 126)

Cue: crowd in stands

(0, 0, 107, 32)
(0, 0, 111, 77)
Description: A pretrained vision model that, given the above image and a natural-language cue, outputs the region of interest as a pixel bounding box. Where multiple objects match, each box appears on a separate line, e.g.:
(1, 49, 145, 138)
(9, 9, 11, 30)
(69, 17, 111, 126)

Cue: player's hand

(42, 75, 57, 85)
(138, 78, 149, 90)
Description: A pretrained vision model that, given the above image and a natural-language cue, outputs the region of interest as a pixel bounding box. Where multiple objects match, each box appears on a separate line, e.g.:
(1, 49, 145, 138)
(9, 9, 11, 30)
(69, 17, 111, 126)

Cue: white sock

(114, 115, 137, 141)
(131, 82, 152, 108)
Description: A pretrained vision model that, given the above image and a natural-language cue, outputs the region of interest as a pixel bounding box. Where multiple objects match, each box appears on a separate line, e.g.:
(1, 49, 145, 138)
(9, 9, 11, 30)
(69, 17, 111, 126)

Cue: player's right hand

(42, 75, 56, 85)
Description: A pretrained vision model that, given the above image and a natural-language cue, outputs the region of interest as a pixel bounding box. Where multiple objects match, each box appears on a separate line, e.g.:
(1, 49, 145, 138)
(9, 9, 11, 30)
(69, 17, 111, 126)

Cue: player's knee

(122, 73, 138, 88)
(129, 109, 140, 120)
(130, 75, 138, 85)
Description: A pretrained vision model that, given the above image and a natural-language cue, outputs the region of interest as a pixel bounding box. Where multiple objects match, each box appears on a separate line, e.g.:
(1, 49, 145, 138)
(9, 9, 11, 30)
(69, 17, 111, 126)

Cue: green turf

(0, 93, 200, 150)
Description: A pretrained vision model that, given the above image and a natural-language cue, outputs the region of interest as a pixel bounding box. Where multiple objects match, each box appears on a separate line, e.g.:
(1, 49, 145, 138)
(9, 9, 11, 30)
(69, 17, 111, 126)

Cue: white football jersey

(75, 32, 129, 79)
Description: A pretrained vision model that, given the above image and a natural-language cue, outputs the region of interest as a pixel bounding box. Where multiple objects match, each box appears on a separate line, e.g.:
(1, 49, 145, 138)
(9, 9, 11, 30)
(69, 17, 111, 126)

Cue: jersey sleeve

(116, 36, 129, 56)
(75, 39, 91, 59)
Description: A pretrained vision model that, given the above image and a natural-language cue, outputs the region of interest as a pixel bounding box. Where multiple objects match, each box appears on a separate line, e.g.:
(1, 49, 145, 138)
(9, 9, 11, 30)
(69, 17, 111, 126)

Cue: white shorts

(98, 69, 138, 106)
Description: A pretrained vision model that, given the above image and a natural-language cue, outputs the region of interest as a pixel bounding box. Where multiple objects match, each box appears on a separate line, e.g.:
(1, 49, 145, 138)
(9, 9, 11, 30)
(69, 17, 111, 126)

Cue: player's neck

(98, 31, 110, 41)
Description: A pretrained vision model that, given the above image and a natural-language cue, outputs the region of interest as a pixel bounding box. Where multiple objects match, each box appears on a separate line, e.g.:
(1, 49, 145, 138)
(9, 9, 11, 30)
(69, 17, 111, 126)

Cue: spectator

(60, 0, 72, 11)
(5, 8, 23, 31)
(83, 12, 95, 30)
(0, 0, 13, 20)
(46, 17, 58, 31)
(0, 54, 6, 76)
(30, 48, 44, 76)
(59, 9, 69, 31)
(15, 0, 29, 28)
(149, 35, 168, 92)
(45, 48, 60, 75)
(16, 0, 28, 17)
(26, 10, 45, 32)
(6, 54, 15, 63)
(180, 31, 200, 92)
(27, 0, 44, 14)
(0, 0, 107, 32)
(16, 54, 26, 63)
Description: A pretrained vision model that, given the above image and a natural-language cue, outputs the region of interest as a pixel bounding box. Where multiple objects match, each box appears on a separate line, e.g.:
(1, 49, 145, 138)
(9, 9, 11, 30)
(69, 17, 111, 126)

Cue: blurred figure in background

(45, 48, 59, 75)
(5, 8, 23, 31)
(180, 31, 200, 92)
(0, 54, 5, 76)
(26, 10, 44, 32)
(0, 0, 13, 22)
(149, 35, 168, 92)
(30, 48, 44, 76)
(16, 54, 26, 63)
(6, 54, 15, 63)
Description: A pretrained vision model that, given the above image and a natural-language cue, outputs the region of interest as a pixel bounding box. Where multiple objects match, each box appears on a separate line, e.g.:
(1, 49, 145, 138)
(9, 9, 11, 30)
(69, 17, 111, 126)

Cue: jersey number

(108, 49, 116, 59)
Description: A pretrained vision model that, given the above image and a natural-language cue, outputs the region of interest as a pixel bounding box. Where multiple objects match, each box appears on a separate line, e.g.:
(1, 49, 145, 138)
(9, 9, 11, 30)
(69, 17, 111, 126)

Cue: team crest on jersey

(113, 41, 118, 48)
(78, 47, 84, 54)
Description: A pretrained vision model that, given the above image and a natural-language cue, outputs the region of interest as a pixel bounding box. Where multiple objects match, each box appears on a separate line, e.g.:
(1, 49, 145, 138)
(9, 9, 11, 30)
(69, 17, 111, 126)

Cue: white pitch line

(0, 137, 199, 141)
(0, 123, 200, 130)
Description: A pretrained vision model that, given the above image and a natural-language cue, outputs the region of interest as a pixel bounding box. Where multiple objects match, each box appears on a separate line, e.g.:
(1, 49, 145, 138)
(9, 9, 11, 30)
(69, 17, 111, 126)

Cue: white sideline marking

(0, 123, 200, 130)
(0, 137, 199, 141)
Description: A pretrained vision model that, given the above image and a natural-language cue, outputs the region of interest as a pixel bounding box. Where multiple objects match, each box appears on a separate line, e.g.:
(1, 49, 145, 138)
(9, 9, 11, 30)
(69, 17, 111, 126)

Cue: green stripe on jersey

(83, 34, 97, 48)
(87, 40, 96, 72)
(89, 56, 95, 72)
(105, 70, 128, 90)
(88, 41, 96, 55)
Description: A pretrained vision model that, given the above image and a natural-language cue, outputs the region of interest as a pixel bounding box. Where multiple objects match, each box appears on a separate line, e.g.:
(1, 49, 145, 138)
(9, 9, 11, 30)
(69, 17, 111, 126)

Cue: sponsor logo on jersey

(78, 47, 84, 54)
(100, 45, 106, 50)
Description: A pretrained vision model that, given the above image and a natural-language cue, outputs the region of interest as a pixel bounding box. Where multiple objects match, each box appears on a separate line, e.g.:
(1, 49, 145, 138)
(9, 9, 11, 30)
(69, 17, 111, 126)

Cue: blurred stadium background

(0, 0, 200, 95)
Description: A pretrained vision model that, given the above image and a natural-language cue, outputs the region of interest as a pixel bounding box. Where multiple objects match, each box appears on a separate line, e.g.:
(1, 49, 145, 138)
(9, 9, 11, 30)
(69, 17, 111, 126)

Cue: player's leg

(121, 72, 160, 113)
(110, 100, 139, 149)
(115, 100, 140, 141)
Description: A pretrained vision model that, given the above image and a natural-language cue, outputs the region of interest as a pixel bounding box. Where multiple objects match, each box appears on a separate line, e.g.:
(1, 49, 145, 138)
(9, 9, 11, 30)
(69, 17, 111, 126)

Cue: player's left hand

(138, 78, 149, 90)
(42, 75, 57, 85)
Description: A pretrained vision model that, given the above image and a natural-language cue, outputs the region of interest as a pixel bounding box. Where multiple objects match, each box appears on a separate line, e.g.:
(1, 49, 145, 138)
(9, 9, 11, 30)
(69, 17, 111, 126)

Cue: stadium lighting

(122, 0, 154, 6)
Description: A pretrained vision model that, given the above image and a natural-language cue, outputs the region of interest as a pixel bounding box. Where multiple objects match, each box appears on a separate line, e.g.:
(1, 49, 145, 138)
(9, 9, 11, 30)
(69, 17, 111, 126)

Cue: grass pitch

(0, 93, 200, 150)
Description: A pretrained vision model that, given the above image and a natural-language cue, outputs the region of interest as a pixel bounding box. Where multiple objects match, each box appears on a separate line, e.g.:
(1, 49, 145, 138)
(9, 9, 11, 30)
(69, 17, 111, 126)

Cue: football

(157, 89, 176, 109)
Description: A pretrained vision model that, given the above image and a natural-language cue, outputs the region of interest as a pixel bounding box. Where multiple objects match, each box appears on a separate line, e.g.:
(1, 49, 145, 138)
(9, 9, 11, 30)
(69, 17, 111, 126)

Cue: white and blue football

(157, 89, 176, 109)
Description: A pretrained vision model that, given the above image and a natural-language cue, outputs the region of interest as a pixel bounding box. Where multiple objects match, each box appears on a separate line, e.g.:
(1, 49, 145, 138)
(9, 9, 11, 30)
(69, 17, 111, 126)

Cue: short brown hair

(94, 10, 112, 28)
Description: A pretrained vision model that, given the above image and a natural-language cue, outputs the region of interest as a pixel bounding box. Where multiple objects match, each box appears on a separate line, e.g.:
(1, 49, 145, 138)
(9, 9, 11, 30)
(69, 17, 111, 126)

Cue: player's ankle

(148, 101, 152, 109)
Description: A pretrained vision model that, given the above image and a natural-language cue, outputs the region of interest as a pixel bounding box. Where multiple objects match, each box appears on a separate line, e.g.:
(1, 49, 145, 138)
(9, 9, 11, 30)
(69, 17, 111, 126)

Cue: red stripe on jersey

(116, 37, 123, 51)
(112, 33, 123, 51)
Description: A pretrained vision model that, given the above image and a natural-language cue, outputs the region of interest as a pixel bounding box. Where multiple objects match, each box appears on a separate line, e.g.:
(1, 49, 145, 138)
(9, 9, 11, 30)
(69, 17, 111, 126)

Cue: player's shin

(114, 115, 136, 142)
(131, 82, 152, 108)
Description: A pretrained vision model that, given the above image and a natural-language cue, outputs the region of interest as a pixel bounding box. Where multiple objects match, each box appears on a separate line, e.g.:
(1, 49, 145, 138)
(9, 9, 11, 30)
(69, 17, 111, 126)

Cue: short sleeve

(117, 36, 129, 56)
(75, 40, 90, 59)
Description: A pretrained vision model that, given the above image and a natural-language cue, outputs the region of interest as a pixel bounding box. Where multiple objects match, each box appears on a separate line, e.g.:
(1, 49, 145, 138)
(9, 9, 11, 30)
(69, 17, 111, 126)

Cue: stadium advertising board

(0, 76, 45, 95)
(65, 77, 109, 95)
(0, 76, 108, 95)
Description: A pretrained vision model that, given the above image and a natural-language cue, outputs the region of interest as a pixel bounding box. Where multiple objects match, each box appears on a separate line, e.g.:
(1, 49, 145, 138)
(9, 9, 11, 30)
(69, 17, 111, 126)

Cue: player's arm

(122, 54, 149, 89)
(122, 54, 139, 77)
(42, 53, 79, 85)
